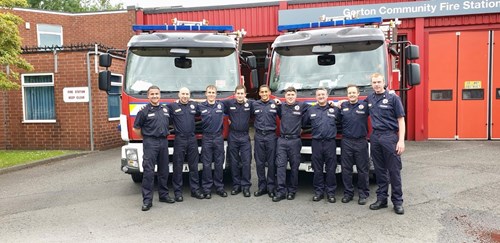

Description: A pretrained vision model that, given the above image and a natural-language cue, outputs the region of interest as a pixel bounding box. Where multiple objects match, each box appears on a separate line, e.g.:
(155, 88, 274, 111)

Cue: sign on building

(63, 87, 89, 103)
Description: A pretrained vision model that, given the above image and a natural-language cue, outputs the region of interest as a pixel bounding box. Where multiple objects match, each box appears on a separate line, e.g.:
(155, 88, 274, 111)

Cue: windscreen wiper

(160, 91, 178, 94)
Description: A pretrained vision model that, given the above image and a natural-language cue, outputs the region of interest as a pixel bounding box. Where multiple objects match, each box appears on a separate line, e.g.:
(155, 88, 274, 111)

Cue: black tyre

(131, 173, 143, 183)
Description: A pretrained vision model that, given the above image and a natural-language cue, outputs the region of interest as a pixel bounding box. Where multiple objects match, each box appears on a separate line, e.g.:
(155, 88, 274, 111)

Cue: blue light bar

(133, 25, 234, 32)
(277, 17, 383, 32)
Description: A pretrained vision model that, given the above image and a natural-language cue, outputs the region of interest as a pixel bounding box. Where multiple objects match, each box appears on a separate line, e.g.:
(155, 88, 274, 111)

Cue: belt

(343, 136, 367, 140)
(230, 129, 249, 133)
(174, 132, 195, 137)
(255, 129, 275, 136)
(203, 132, 222, 136)
(280, 134, 300, 139)
(373, 129, 398, 134)
(313, 138, 334, 141)
(144, 136, 166, 140)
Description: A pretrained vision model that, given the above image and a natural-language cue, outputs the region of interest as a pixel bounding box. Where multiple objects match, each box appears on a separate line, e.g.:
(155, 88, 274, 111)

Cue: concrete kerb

(0, 151, 94, 175)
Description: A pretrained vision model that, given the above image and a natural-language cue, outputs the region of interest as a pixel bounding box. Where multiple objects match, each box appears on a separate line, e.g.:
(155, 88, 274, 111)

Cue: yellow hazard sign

(464, 81, 481, 89)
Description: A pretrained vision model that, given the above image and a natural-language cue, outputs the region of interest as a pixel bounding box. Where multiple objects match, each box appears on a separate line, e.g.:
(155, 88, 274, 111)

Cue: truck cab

(266, 16, 420, 173)
(99, 20, 257, 182)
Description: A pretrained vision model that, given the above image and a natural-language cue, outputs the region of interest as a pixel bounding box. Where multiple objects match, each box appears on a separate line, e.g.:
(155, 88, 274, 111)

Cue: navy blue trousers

(172, 134, 200, 196)
(311, 138, 337, 197)
(253, 132, 277, 192)
(370, 130, 403, 205)
(201, 133, 225, 193)
(341, 137, 370, 199)
(275, 137, 301, 196)
(142, 137, 169, 204)
(228, 131, 252, 190)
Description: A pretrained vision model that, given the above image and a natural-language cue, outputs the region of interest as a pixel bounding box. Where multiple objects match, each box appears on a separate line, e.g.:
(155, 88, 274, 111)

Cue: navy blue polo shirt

(339, 100, 369, 138)
(252, 99, 279, 131)
(366, 90, 405, 131)
(222, 99, 251, 132)
(133, 103, 170, 138)
(168, 101, 198, 134)
(278, 102, 310, 136)
(304, 104, 338, 139)
(198, 100, 224, 134)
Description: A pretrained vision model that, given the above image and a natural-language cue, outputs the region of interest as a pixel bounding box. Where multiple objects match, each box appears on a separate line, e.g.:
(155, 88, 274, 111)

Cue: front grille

(301, 119, 343, 137)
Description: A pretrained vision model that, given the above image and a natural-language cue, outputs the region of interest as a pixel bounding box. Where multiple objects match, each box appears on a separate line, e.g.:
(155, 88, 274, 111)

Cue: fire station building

(2, 0, 499, 150)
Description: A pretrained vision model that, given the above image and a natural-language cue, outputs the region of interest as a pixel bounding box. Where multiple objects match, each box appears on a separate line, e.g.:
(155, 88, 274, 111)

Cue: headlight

(126, 149, 138, 161)
(125, 149, 139, 168)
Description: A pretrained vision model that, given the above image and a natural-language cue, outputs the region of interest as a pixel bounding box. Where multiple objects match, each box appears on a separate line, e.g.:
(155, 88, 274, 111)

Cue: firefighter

(252, 85, 279, 198)
(366, 73, 406, 215)
(339, 85, 370, 205)
(273, 86, 310, 202)
(132, 85, 173, 211)
(222, 85, 252, 197)
(303, 87, 339, 203)
(199, 85, 227, 199)
(168, 87, 204, 202)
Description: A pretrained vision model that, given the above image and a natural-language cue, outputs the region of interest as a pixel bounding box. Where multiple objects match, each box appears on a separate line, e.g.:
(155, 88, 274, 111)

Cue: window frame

(36, 24, 63, 50)
(108, 73, 123, 121)
(21, 73, 56, 123)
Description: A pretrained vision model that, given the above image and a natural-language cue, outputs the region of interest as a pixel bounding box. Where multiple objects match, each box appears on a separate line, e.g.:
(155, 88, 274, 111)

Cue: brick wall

(1, 8, 135, 150)
(10, 8, 135, 50)
(0, 91, 8, 149)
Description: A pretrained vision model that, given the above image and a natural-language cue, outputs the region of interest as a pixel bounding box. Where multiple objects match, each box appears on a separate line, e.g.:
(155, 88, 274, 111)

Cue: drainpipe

(87, 48, 95, 151)
(53, 49, 58, 73)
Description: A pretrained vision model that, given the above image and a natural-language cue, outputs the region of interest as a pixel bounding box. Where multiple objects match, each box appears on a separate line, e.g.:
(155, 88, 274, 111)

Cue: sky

(109, 0, 276, 8)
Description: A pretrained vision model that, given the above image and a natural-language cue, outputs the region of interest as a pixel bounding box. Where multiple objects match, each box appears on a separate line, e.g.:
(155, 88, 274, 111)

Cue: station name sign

(279, 0, 500, 25)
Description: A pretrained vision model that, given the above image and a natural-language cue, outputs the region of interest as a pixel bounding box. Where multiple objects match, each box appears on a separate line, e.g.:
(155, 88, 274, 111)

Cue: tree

(28, 0, 123, 12)
(28, 0, 84, 12)
(82, 0, 124, 12)
(0, 0, 34, 90)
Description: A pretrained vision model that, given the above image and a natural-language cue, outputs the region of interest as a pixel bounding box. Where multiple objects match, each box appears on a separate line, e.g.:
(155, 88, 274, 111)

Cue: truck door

(428, 30, 497, 140)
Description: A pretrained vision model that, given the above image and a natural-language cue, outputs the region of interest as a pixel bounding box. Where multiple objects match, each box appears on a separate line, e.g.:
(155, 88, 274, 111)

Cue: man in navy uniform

(339, 85, 370, 205)
(168, 87, 204, 202)
(133, 85, 174, 211)
(366, 73, 406, 215)
(273, 86, 310, 202)
(222, 85, 252, 197)
(303, 87, 339, 203)
(252, 85, 279, 198)
(199, 85, 227, 199)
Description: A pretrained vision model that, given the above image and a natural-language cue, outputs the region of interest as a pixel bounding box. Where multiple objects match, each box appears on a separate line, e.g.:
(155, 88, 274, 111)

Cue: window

(462, 89, 484, 100)
(22, 74, 56, 122)
(108, 74, 123, 120)
(37, 24, 63, 50)
(431, 90, 453, 101)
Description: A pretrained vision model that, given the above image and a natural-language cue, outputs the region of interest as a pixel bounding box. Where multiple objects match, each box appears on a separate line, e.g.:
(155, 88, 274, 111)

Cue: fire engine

(98, 19, 258, 182)
(266, 16, 420, 173)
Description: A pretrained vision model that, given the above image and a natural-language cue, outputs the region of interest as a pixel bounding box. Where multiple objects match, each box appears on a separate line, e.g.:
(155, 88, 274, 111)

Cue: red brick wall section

(4, 52, 123, 150)
(7, 8, 135, 50)
(1, 8, 135, 150)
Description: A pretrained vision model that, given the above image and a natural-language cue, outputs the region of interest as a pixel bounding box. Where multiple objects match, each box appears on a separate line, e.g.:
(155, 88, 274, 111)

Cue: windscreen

(269, 41, 386, 95)
(124, 47, 239, 94)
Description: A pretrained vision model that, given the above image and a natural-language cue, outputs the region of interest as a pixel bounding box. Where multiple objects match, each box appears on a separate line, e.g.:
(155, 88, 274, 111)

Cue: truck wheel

(131, 173, 143, 183)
